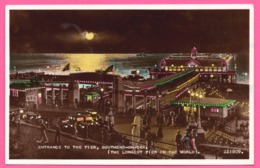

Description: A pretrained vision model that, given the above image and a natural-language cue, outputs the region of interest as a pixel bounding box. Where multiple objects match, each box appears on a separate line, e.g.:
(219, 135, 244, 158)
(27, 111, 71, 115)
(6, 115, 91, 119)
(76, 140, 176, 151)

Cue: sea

(9, 53, 249, 83)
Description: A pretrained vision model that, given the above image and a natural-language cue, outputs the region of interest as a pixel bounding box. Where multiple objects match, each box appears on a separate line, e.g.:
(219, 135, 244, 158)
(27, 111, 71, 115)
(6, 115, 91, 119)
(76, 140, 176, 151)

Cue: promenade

(10, 104, 246, 159)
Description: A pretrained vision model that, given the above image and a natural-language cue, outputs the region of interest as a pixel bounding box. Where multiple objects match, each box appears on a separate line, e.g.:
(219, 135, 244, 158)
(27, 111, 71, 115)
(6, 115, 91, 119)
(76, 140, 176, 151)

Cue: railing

(151, 66, 232, 73)
(204, 130, 249, 152)
(160, 73, 199, 106)
(224, 125, 236, 134)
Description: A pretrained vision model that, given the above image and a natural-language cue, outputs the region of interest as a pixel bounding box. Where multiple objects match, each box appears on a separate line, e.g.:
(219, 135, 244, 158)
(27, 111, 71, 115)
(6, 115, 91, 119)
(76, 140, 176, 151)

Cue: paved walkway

(23, 105, 217, 158)
(31, 105, 188, 157)
(113, 115, 186, 152)
(36, 105, 186, 141)
(10, 123, 147, 159)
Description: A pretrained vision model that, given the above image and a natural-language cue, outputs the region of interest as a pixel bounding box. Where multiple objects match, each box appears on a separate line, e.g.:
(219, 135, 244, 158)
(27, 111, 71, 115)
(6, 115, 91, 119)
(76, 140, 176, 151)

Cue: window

(183, 106, 190, 111)
(211, 108, 219, 113)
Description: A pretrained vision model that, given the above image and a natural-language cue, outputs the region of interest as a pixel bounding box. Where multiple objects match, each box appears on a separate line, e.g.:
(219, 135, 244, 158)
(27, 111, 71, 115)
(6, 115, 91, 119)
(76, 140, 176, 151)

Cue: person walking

(175, 130, 182, 153)
(146, 130, 152, 151)
(156, 113, 161, 127)
(54, 122, 61, 144)
(73, 122, 78, 137)
(182, 132, 190, 150)
(157, 126, 163, 138)
(37, 119, 49, 144)
(190, 134, 197, 153)
(151, 131, 157, 147)
(110, 115, 115, 128)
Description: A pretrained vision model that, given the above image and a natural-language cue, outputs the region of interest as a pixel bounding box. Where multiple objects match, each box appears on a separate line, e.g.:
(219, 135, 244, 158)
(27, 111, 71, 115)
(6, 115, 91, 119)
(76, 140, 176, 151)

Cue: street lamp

(188, 88, 197, 129)
(210, 74, 214, 85)
(226, 88, 233, 98)
(156, 91, 161, 115)
(100, 87, 104, 113)
(195, 88, 206, 142)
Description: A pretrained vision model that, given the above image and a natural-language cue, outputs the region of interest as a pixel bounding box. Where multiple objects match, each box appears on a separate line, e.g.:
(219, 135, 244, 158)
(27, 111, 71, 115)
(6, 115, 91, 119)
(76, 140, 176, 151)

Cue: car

(61, 114, 86, 134)
(78, 116, 100, 138)
(9, 109, 23, 125)
(76, 111, 96, 122)
(89, 111, 99, 121)
(76, 111, 92, 117)
(60, 117, 74, 132)
(25, 112, 41, 124)
(80, 109, 102, 122)
(77, 115, 94, 134)
(63, 114, 78, 132)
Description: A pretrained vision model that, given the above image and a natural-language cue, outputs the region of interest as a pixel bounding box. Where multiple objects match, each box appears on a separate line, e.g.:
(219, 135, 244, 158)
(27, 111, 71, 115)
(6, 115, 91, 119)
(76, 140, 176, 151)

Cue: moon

(85, 32, 95, 40)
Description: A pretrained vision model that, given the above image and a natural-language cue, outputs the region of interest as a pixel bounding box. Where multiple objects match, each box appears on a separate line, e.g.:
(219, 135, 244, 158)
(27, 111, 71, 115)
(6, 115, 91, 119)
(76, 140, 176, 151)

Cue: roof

(10, 81, 44, 90)
(164, 57, 227, 67)
(70, 72, 117, 83)
(170, 97, 236, 108)
(123, 70, 195, 89)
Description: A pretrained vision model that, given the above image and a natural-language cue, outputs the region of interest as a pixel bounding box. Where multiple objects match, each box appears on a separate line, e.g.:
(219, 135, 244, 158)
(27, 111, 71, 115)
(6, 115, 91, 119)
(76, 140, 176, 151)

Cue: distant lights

(74, 80, 113, 85)
(170, 99, 236, 108)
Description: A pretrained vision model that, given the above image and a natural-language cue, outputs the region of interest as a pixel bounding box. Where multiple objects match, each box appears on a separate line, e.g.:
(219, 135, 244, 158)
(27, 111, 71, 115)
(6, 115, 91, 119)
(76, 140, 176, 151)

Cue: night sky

(10, 10, 249, 54)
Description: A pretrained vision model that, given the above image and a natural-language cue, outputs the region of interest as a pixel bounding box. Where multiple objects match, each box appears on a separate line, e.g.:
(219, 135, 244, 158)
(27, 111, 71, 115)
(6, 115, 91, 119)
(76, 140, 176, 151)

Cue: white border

(5, 4, 254, 165)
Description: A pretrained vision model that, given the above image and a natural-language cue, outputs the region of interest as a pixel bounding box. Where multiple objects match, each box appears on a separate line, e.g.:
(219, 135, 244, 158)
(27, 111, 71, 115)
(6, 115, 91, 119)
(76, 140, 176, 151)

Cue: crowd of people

(175, 129, 198, 154)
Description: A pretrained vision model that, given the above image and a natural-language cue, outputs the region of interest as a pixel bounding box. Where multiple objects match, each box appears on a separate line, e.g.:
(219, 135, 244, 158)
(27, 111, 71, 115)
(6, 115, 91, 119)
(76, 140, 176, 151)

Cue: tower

(191, 46, 198, 57)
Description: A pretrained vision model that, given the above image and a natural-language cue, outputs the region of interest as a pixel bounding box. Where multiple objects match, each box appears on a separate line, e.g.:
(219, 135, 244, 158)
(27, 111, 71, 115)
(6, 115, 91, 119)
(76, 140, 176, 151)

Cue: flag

(104, 65, 113, 73)
(75, 67, 81, 71)
(62, 63, 70, 71)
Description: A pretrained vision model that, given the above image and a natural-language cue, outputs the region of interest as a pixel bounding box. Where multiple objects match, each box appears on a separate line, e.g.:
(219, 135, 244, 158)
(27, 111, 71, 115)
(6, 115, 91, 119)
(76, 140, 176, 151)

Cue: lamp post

(188, 88, 197, 129)
(226, 88, 233, 98)
(100, 87, 104, 113)
(195, 88, 205, 143)
(156, 91, 161, 115)
(210, 74, 214, 86)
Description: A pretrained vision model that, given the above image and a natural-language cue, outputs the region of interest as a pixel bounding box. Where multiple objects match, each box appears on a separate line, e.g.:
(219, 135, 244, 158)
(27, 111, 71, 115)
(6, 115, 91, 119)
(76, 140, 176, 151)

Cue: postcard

(5, 4, 254, 166)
